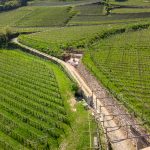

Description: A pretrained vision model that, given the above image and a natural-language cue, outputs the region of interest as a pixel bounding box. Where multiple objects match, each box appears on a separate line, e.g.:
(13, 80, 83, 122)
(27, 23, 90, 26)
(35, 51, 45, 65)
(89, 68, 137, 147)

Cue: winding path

(12, 38, 143, 150)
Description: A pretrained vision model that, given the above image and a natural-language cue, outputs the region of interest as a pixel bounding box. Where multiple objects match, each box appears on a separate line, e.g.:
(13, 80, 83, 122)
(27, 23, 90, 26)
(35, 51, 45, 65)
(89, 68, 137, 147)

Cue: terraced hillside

(0, 50, 70, 149)
(18, 23, 150, 57)
(18, 25, 108, 57)
(109, 0, 150, 6)
(68, 3, 105, 25)
(17, 22, 150, 125)
(112, 8, 150, 14)
(69, 2, 150, 25)
(0, 49, 99, 150)
(0, 6, 74, 27)
(28, 0, 100, 6)
(83, 28, 150, 128)
(0, 0, 150, 149)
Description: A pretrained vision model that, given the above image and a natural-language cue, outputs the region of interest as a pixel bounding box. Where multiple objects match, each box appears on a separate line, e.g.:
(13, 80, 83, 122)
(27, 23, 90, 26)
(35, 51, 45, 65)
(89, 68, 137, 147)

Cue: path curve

(12, 38, 136, 150)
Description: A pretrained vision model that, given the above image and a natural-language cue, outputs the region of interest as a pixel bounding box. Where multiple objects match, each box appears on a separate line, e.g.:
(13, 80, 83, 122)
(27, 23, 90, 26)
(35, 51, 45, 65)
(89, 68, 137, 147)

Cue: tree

(102, 0, 112, 15)
(105, 4, 112, 15)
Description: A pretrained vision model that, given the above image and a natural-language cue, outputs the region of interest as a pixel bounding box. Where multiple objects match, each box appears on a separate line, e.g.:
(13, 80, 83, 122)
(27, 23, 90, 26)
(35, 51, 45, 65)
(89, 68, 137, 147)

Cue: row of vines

(0, 50, 70, 149)
(83, 28, 150, 129)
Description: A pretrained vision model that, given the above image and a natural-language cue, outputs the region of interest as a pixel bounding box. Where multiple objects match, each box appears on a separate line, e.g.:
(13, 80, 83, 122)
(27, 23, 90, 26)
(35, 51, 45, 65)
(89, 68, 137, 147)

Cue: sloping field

(0, 49, 100, 150)
(109, 0, 150, 6)
(18, 23, 150, 129)
(0, 7, 31, 27)
(28, 0, 100, 6)
(18, 25, 109, 57)
(69, 3, 150, 25)
(83, 28, 150, 127)
(0, 50, 70, 149)
(18, 23, 150, 57)
(68, 3, 105, 25)
(112, 8, 150, 14)
(0, 6, 74, 27)
(74, 3, 104, 15)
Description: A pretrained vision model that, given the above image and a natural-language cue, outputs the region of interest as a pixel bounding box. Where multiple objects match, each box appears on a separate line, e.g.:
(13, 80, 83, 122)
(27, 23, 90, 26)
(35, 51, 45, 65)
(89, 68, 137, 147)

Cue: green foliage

(63, 103, 100, 150)
(0, 6, 74, 27)
(69, 2, 150, 25)
(112, 8, 150, 14)
(109, 0, 150, 6)
(18, 25, 115, 57)
(0, 49, 71, 149)
(0, 49, 101, 150)
(83, 28, 150, 127)
(0, 0, 21, 11)
(0, 27, 13, 47)
(71, 83, 78, 92)
(18, 22, 150, 57)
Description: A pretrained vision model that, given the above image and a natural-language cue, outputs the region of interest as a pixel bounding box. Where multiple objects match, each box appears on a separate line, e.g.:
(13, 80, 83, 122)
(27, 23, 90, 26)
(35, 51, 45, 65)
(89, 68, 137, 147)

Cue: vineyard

(68, 2, 150, 25)
(18, 22, 150, 57)
(112, 8, 150, 14)
(0, 49, 99, 150)
(83, 28, 150, 128)
(18, 25, 109, 57)
(0, 0, 150, 149)
(17, 22, 150, 129)
(109, 0, 150, 6)
(0, 1, 150, 28)
(68, 3, 105, 25)
(0, 49, 71, 149)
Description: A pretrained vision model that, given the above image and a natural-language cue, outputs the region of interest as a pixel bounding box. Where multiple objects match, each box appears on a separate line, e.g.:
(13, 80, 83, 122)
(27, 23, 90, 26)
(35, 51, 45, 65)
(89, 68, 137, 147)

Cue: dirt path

(12, 38, 148, 150)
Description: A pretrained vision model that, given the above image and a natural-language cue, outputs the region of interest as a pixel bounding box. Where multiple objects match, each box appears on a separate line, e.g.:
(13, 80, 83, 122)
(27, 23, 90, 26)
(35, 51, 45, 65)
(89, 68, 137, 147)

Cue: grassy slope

(16, 6, 74, 27)
(83, 28, 150, 129)
(61, 102, 100, 150)
(18, 25, 119, 57)
(0, 7, 31, 27)
(42, 50, 100, 150)
(68, 3, 105, 25)
(109, 0, 150, 6)
(68, 2, 150, 25)
(28, 0, 99, 5)
(18, 22, 150, 57)
(0, 1, 150, 27)
(112, 8, 150, 13)
(0, 1, 149, 148)
(0, 6, 74, 27)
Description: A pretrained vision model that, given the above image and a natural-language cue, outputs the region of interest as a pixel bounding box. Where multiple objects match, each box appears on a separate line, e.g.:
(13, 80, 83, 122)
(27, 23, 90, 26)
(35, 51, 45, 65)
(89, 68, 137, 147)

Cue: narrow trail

(11, 38, 149, 150)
